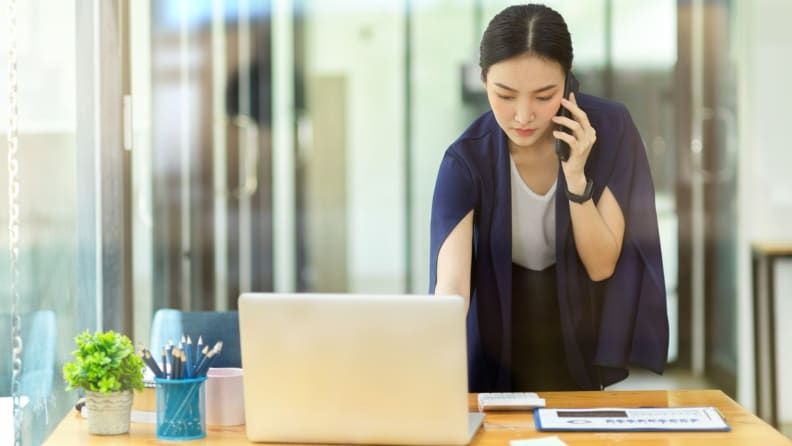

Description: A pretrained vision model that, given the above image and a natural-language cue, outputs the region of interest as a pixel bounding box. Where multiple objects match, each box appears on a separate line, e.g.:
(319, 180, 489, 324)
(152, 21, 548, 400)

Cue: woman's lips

(514, 128, 536, 137)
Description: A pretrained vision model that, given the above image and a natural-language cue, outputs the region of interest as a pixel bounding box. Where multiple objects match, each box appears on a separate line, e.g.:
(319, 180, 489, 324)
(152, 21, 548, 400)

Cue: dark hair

(479, 4, 573, 80)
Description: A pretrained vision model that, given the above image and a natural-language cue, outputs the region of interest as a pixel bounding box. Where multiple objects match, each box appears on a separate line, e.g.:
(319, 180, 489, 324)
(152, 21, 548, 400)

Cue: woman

(429, 4, 668, 392)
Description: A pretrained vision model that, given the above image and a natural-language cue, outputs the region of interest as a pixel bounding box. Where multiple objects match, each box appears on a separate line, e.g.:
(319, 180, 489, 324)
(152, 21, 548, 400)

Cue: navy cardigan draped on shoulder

(429, 93, 669, 391)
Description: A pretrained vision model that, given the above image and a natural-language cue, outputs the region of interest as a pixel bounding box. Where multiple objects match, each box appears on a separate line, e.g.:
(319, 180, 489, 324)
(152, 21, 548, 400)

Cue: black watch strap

(566, 178, 594, 203)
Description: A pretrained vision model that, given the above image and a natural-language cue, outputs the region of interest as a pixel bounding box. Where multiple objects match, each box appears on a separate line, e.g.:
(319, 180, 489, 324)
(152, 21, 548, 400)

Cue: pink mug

(205, 367, 245, 426)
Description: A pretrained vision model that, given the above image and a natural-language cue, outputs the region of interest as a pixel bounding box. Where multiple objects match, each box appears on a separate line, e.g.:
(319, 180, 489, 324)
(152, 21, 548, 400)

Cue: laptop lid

(238, 292, 476, 445)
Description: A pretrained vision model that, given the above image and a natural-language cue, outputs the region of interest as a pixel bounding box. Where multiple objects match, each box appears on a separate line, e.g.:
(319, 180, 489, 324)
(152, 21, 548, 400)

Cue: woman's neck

(509, 134, 559, 195)
(508, 133, 556, 166)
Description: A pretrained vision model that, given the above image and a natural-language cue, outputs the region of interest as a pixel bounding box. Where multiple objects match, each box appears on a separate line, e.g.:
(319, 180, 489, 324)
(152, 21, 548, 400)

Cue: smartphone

(555, 72, 580, 162)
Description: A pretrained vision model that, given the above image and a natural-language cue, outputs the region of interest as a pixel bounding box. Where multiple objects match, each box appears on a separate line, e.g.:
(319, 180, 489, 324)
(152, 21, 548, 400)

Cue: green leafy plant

(63, 330, 145, 394)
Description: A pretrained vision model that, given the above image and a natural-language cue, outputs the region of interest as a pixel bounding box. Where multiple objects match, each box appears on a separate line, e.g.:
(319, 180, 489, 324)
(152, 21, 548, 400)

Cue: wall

(409, 2, 481, 291)
(304, 1, 406, 292)
(735, 0, 792, 415)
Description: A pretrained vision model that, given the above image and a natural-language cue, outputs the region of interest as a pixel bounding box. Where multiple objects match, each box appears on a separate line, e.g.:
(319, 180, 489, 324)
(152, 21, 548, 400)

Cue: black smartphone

(555, 72, 580, 162)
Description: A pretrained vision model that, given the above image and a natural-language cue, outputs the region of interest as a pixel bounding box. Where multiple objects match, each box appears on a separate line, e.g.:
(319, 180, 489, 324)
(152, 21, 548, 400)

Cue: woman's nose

(514, 103, 535, 124)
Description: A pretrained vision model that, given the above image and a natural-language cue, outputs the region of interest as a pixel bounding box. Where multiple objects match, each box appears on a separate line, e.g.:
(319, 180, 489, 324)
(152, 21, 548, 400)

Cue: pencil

(185, 336, 193, 379)
(142, 348, 164, 378)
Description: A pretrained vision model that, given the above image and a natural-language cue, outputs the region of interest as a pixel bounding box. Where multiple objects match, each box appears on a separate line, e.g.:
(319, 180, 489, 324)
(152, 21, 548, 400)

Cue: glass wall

(129, 0, 682, 355)
(608, 0, 679, 364)
(0, 1, 79, 444)
(2, 1, 743, 443)
(296, 0, 677, 294)
(297, 0, 680, 362)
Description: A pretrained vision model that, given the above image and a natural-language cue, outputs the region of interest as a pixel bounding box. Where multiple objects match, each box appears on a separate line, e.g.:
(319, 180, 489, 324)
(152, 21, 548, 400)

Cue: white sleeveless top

(510, 156, 556, 271)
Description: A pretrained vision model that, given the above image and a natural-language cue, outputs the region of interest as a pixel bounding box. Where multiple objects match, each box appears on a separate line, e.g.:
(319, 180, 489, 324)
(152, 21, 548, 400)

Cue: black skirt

(511, 262, 577, 391)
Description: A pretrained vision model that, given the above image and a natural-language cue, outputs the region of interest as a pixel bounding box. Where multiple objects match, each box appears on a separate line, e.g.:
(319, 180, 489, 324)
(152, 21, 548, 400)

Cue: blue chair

(0, 310, 55, 446)
(0, 310, 56, 401)
(149, 309, 241, 369)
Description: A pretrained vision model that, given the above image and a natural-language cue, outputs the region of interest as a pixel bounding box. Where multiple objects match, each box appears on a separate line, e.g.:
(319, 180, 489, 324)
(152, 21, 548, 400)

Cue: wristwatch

(566, 178, 594, 203)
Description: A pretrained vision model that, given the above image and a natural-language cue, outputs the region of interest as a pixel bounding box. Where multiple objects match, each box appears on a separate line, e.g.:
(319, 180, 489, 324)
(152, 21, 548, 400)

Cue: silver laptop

(238, 292, 483, 445)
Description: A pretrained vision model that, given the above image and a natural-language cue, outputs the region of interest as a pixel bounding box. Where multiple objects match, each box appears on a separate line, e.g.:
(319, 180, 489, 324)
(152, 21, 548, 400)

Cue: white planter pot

(84, 390, 134, 435)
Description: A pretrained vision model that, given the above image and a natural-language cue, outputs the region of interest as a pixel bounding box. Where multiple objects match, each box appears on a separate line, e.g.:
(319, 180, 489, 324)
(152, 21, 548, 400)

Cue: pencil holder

(155, 377, 207, 441)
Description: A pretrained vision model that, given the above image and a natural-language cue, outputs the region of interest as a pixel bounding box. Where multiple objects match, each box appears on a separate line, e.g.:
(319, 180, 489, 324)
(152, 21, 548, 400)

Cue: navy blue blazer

(429, 93, 669, 391)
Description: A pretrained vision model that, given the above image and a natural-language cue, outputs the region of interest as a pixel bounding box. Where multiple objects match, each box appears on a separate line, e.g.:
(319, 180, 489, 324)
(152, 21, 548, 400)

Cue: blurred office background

(1, 0, 791, 444)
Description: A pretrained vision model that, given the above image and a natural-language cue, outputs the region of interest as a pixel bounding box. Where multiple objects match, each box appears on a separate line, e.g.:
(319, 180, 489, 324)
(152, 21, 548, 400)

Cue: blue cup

(155, 377, 207, 441)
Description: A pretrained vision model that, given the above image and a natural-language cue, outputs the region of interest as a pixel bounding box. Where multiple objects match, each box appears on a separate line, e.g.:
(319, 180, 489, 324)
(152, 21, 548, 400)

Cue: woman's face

(484, 53, 566, 151)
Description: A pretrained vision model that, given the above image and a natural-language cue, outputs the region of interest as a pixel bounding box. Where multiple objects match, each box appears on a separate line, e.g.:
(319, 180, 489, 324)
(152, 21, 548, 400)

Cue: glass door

(130, 0, 274, 341)
(676, 0, 737, 394)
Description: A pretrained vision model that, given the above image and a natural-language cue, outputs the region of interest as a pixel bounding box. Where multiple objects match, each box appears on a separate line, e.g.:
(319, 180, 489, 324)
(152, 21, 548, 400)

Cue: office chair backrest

(149, 309, 241, 368)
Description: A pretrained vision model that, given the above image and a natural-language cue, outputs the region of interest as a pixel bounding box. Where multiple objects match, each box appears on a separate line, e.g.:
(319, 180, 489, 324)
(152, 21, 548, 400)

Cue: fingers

(553, 93, 592, 133)
(552, 128, 576, 146)
(552, 114, 589, 146)
(552, 93, 596, 146)
(565, 92, 593, 129)
(552, 115, 583, 135)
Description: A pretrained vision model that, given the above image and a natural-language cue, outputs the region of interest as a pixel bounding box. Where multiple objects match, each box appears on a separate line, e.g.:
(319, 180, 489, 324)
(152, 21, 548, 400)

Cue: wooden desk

(43, 390, 791, 445)
(752, 240, 792, 427)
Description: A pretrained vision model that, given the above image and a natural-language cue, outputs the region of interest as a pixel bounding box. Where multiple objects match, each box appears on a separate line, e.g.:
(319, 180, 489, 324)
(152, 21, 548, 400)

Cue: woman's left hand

(552, 92, 596, 180)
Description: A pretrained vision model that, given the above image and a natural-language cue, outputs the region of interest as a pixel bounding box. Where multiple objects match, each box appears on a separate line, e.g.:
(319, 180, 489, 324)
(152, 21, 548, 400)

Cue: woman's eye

(496, 94, 514, 101)
(537, 96, 552, 101)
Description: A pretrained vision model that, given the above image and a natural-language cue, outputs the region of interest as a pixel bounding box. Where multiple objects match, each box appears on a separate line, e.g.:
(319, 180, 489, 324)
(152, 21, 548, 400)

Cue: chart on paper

(535, 406, 730, 431)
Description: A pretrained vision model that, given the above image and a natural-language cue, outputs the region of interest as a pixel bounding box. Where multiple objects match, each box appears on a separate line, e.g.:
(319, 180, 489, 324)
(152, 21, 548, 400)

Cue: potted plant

(63, 330, 145, 435)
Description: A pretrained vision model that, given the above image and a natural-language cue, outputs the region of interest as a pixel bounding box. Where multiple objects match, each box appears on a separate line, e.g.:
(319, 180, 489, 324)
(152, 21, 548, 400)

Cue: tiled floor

(608, 368, 791, 439)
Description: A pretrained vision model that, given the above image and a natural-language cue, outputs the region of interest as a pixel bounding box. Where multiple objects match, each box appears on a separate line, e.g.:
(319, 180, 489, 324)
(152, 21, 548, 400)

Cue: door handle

(223, 114, 260, 199)
(692, 106, 737, 183)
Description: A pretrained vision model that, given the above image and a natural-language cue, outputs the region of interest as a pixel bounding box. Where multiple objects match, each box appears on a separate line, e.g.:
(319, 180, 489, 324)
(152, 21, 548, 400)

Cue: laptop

(238, 292, 484, 445)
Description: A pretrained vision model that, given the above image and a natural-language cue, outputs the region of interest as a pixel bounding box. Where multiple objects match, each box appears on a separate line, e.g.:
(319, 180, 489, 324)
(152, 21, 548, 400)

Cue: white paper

(511, 436, 568, 446)
(535, 407, 729, 431)
(83, 407, 157, 424)
(1, 397, 29, 445)
(131, 410, 157, 424)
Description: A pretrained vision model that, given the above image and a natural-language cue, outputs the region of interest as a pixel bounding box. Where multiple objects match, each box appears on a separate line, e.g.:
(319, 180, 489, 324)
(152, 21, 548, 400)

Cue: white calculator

(477, 392, 546, 411)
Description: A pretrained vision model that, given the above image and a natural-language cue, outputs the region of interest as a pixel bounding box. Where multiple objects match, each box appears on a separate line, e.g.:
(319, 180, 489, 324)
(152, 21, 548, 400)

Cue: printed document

(535, 406, 730, 432)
